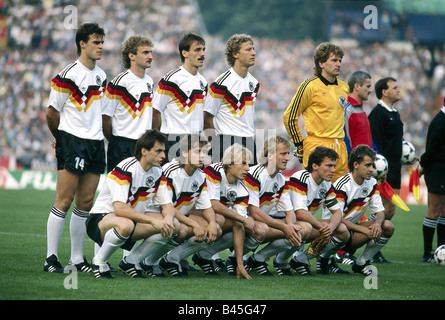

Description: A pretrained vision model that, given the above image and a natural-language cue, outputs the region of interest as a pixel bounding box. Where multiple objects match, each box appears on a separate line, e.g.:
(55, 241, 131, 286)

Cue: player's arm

(114, 201, 173, 238)
(211, 199, 255, 234)
(174, 208, 205, 242)
(233, 221, 252, 280)
(102, 115, 112, 142)
(201, 207, 219, 243)
(282, 81, 311, 146)
(46, 106, 60, 139)
(203, 111, 215, 130)
(152, 108, 162, 131)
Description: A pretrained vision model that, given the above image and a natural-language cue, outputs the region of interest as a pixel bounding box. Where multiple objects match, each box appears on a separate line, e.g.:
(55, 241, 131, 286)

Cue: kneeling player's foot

(352, 261, 374, 276)
(246, 256, 273, 276)
(159, 257, 185, 277)
(91, 263, 113, 279)
(213, 258, 227, 272)
(140, 261, 166, 278)
(289, 258, 312, 276)
(334, 252, 356, 265)
(68, 257, 92, 272)
(118, 259, 145, 278)
(192, 254, 219, 275)
(371, 251, 391, 263)
(43, 254, 64, 273)
(317, 257, 350, 275)
(225, 256, 236, 276)
(273, 258, 293, 276)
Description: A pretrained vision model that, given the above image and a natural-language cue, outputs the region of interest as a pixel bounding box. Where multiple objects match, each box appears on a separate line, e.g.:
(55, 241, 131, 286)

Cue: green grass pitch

(0, 189, 444, 301)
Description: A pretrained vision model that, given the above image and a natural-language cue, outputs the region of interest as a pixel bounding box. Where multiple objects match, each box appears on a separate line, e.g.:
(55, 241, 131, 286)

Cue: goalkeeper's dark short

(86, 213, 136, 251)
(55, 130, 106, 175)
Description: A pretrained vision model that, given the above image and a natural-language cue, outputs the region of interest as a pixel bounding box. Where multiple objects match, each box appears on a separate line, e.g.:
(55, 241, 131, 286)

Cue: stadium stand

(1, 0, 444, 170)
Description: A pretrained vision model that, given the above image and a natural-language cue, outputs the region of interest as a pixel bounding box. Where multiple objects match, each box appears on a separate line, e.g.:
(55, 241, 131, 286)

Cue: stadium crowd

(1, 0, 444, 170)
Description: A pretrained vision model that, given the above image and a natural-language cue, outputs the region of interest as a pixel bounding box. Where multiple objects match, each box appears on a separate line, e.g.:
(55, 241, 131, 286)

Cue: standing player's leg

(44, 169, 79, 272)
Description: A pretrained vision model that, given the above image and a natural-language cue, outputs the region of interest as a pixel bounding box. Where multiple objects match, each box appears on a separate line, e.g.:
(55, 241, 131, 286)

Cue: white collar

(378, 99, 397, 112)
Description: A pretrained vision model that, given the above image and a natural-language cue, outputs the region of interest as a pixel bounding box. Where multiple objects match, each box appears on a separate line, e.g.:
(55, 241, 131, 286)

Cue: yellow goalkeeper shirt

(283, 75, 349, 145)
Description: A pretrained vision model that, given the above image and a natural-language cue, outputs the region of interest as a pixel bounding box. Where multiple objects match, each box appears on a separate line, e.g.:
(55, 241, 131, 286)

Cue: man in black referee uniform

(368, 77, 404, 263)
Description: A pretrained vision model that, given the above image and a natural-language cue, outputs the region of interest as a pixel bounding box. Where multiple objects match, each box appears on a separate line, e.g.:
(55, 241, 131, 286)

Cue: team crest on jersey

(272, 182, 279, 193)
(318, 188, 327, 199)
(96, 75, 102, 86)
(146, 83, 153, 93)
(145, 176, 155, 188)
(200, 80, 206, 91)
(249, 82, 255, 92)
(227, 190, 237, 204)
(338, 96, 347, 108)
(360, 187, 369, 197)
(191, 181, 199, 192)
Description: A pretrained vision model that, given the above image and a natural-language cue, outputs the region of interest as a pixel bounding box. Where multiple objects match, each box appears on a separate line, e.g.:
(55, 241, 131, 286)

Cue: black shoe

(371, 251, 391, 263)
(159, 257, 185, 277)
(140, 261, 166, 277)
(334, 252, 356, 265)
(43, 254, 64, 273)
(69, 257, 92, 272)
(192, 254, 219, 275)
(225, 256, 236, 276)
(352, 261, 373, 276)
(317, 257, 350, 275)
(118, 259, 145, 278)
(289, 258, 312, 276)
(246, 256, 273, 276)
(273, 258, 293, 276)
(213, 258, 227, 272)
(91, 263, 113, 279)
(422, 251, 435, 263)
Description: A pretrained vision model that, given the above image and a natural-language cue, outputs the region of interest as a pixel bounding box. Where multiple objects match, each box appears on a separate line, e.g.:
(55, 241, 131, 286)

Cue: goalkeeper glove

(293, 143, 303, 163)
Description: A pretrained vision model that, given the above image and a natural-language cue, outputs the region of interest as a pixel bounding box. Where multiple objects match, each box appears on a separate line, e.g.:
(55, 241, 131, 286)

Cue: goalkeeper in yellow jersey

(283, 42, 349, 182)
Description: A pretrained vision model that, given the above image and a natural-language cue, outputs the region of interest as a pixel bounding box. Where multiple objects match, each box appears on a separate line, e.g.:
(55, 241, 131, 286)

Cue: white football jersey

(102, 70, 154, 140)
(244, 164, 292, 218)
(204, 163, 249, 218)
(204, 68, 259, 138)
(162, 159, 211, 215)
(322, 173, 384, 223)
(47, 60, 106, 140)
(152, 66, 208, 134)
(90, 157, 170, 215)
(288, 170, 340, 214)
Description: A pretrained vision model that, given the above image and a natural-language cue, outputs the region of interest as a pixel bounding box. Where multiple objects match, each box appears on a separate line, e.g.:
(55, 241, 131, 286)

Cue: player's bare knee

(117, 219, 135, 237)
(254, 222, 269, 240)
(382, 220, 395, 237)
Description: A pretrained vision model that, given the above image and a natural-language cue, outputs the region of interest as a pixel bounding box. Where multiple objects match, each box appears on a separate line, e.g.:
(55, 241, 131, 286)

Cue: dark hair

(374, 77, 397, 99)
(178, 134, 208, 165)
(75, 23, 105, 56)
(306, 146, 339, 172)
(179, 33, 205, 63)
(348, 144, 376, 172)
(134, 130, 167, 160)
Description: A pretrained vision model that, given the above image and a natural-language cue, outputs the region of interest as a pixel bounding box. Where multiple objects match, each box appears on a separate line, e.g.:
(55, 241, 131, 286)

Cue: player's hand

(51, 138, 56, 149)
(152, 219, 174, 239)
(236, 265, 252, 280)
(368, 223, 382, 241)
(283, 224, 302, 247)
(293, 144, 304, 163)
(192, 224, 206, 242)
(243, 216, 256, 235)
(205, 221, 219, 243)
(318, 221, 331, 238)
